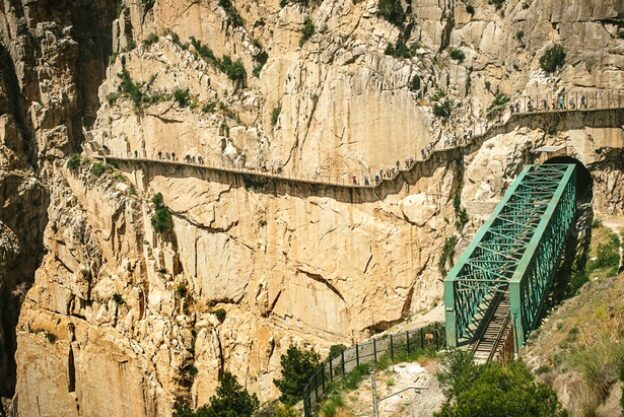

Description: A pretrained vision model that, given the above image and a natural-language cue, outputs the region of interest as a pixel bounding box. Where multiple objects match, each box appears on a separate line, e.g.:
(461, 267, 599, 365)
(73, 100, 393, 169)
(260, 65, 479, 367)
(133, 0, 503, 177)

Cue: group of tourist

(509, 94, 589, 114)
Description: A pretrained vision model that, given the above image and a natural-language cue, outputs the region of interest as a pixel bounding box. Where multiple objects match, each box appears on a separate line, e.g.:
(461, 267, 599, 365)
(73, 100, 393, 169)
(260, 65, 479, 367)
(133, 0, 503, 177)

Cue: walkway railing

(302, 322, 445, 417)
(84, 90, 624, 191)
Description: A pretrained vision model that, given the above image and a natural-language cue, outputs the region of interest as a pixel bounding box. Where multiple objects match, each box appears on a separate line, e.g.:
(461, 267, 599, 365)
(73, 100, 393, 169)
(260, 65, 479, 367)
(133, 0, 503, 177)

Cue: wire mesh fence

(302, 322, 446, 417)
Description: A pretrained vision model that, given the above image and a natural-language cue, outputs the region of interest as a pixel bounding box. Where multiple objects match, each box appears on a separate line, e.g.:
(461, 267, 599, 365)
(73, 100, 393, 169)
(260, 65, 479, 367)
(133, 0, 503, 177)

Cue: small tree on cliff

(151, 193, 172, 234)
(173, 372, 258, 417)
(274, 345, 321, 405)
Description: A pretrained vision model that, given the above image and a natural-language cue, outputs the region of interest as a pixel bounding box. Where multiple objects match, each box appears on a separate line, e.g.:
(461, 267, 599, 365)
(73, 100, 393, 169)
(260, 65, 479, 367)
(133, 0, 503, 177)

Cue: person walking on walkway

(580, 95, 587, 109)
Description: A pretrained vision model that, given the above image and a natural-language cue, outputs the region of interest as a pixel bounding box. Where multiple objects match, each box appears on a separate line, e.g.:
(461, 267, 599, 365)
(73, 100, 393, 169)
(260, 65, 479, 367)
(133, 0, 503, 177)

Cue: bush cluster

(173, 88, 192, 108)
(218, 0, 243, 27)
(151, 193, 172, 234)
(173, 372, 258, 417)
(189, 37, 247, 82)
(67, 154, 82, 172)
(378, 0, 404, 26)
(540, 44, 566, 73)
(433, 99, 453, 119)
(144, 33, 159, 47)
(453, 194, 469, 228)
(300, 17, 315, 46)
(488, 0, 505, 9)
(449, 48, 465, 62)
(142, 0, 155, 12)
(435, 351, 568, 417)
(252, 51, 269, 77)
(439, 236, 458, 275)
(385, 39, 415, 59)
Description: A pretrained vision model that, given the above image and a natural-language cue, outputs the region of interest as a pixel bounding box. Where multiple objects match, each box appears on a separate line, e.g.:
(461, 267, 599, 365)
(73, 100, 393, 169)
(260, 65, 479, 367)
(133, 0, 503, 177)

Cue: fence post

(373, 339, 377, 362)
(390, 335, 394, 360)
(303, 385, 311, 417)
(406, 331, 411, 355)
(356, 343, 360, 367)
(341, 350, 346, 376)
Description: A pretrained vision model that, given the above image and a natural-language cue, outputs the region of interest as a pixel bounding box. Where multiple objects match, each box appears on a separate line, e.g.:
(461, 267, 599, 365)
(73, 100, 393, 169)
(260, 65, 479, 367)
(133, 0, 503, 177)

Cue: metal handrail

(86, 92, 624, 191)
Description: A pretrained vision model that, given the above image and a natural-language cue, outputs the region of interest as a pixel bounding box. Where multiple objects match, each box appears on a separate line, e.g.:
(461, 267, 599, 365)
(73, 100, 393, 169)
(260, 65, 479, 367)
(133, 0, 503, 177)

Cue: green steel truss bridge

(444, 164, 577, 356)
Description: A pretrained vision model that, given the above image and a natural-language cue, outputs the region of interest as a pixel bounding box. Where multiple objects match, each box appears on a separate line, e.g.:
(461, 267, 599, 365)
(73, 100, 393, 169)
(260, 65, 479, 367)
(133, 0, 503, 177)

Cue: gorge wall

(0, 0, 623, 416)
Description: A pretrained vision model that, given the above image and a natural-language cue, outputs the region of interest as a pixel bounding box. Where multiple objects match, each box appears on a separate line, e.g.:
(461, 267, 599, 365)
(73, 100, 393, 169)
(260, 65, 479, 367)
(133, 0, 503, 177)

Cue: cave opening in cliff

(543, 156, 593, 203)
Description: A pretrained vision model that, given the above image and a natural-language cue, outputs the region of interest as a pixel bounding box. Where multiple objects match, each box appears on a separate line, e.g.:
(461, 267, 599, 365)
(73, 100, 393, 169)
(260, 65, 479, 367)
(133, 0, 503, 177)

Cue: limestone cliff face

(0, 0, 623, 416)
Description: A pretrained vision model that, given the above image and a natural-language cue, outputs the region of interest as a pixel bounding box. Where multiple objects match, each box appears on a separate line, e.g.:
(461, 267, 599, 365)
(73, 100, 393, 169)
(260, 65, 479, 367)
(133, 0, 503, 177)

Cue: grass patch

(173, 88, 192, 108)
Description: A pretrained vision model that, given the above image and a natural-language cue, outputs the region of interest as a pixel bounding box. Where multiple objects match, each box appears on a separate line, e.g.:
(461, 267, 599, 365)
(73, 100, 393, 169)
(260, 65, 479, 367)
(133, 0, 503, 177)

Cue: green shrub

(488, 0, 505, 9)
(173, 88, 192, 108)
(587, 231, 621, 277)
(67, 154, 82, 172)
(176, 283, 188, 298)
(213, 308, 226, 323)
(449, 48, 465, 62)
(174, 372, 258, 417)
(619, 30, 624, 39)
(274, 345, 321, 405)
(329, 344, 347, 358)
(453, 194, 469, 228)
(45, 332, 58, 344)
(117, 69, 144, 106)
(252, 51, 269, 77)
(569, 335, 624, 399)
(319, 393, 343, 417)
(378, 0, 403, 26)
(433, 99, 453, 119)
(202, 102, 216, 113)
(142, 0, 155, 12)
(91, 161, 109, 178)
(151, 192, 172, 233)
(271, 106, 281, 126)
(221, 56, 246, 82)
(190, 37, 220, 67)
(300, 17, 315, 46)
(486, 92, 509, 120)
(144, 33, 159, 47)
(516, 30, 525, 41)
(106, 92, 119, 105)
(218, 0, 244, 27)
(385, 39, 413, 58)
(466, 5, 475, 16)
(539, 44, 566, 73)
(410, 75, 421, 91)
(435, 353, 568, 417)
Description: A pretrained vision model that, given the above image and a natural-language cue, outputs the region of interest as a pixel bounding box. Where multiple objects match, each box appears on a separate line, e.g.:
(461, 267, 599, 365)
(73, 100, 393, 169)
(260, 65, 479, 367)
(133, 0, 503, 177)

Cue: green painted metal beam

(444, 164, 577, 348)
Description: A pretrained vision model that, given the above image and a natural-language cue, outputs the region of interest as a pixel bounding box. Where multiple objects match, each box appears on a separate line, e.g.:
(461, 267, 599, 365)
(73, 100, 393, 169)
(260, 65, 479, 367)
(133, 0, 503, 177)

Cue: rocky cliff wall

(0, 0, 623, 415)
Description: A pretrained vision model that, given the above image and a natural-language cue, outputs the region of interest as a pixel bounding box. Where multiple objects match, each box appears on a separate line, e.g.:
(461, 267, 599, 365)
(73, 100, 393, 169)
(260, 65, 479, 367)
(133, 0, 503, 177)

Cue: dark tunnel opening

(543, 156, 593, 203)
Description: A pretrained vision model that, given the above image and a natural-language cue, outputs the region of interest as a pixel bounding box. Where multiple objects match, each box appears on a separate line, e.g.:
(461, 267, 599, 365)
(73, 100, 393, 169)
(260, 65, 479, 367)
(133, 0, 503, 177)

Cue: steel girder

(444, 164, 577, 349)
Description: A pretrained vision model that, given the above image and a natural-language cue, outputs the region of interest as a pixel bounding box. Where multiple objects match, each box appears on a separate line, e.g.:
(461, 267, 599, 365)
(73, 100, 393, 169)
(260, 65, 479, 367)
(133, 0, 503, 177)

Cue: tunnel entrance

(543, 156, 593, 203)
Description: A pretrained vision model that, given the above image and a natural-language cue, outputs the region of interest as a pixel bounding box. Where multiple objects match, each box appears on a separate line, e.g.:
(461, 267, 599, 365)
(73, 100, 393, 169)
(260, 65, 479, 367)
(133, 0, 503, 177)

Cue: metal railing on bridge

(444, 164, 577, 352)
(302, 322, 445, 417)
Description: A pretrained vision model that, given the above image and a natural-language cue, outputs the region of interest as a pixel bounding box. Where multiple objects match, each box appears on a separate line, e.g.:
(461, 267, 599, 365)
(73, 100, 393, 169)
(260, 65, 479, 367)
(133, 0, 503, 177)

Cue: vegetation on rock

(433, 99, 453, 119)
(385, 39, 414, 59)
(377, 0, 403, 26)
(449, 48, 465, 62)
(67, 154, 82, 172)
(173, 372, 258, 417)
(300, 17, 315, 46)
(151, 193, 172, 234)
(439, 236, 458, 275)
(435, 351, 568, 417)
(488, 0, 506, 9)
(218, 0, 243, 27)
(540, 44, 566, 73)
(274, 345, 321, 405)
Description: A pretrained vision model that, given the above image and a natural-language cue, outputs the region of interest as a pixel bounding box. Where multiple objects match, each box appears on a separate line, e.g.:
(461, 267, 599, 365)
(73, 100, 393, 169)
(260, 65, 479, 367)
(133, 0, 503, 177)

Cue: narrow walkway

(470, 293, 511, 364)
(84, 92, 624, 190)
